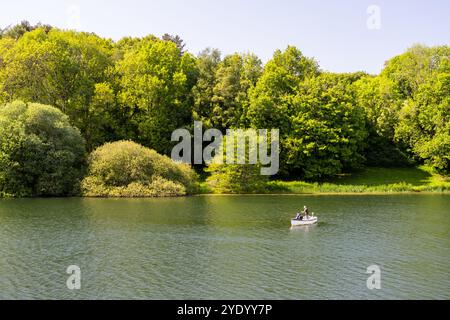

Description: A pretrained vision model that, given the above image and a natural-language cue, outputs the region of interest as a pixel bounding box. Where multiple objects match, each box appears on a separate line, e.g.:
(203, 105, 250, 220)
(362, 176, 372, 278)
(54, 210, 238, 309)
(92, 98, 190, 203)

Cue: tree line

(0, 22, 448, 183)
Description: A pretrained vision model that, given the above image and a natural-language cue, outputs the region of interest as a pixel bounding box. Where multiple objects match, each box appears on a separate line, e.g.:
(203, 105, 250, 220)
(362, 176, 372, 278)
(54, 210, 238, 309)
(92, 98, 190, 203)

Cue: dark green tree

(192, 48, 222, 128)
(354, 75, 410, 167)
(0, 101, 86, 197)
(162, 33, 186, 55)
(285, 73, 367, 179)
(0, 21, 52, 40)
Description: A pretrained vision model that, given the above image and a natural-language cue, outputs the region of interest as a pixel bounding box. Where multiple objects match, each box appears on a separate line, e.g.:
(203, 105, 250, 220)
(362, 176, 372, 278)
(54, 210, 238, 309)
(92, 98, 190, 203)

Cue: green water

(0, 195, 448, 299)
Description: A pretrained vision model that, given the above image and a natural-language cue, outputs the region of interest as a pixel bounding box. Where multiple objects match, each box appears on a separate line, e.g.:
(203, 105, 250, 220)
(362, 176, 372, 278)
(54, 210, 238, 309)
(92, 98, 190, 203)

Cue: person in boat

(303, 206, 310, 218)
(295, 212, 303, 220)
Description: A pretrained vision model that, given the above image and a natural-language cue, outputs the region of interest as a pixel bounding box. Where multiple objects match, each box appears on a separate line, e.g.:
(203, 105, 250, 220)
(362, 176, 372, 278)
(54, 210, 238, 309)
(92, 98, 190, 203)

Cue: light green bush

(81, 140, 197, 197)
(204, 132, 269, 194)
(206, 163, 268, 194)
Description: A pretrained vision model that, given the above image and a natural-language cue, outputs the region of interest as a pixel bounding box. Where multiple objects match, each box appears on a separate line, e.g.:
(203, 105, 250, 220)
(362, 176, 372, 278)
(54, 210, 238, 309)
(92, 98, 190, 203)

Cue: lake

(0, 195, 448, 299)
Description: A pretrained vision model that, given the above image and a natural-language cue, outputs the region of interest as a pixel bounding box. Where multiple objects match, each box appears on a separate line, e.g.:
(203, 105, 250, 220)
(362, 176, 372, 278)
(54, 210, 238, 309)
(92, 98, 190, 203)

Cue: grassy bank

(199, 166, 450, 194)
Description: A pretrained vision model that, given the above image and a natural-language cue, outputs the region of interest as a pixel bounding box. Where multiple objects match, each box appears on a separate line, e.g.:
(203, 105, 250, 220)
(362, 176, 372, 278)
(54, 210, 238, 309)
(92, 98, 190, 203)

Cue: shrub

(0, 101, 86, 197)
(81, 140, 198, 197)
(206, 163, 268, 194)
(205, 132, 269, 194)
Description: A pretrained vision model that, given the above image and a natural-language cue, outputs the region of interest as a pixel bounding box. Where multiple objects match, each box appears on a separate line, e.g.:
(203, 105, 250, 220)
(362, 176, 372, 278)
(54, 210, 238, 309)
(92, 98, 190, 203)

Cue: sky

(1, 0, 449, 74)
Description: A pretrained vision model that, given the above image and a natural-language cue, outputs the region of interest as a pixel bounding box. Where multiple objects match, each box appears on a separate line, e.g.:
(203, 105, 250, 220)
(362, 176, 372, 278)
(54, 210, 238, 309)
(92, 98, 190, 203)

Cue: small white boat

(291, 215, 318, 227)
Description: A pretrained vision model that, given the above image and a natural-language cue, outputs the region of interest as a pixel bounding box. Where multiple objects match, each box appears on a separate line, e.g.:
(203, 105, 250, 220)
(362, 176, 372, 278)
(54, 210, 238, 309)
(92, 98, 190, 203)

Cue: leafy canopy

(0, 101, 86, 197)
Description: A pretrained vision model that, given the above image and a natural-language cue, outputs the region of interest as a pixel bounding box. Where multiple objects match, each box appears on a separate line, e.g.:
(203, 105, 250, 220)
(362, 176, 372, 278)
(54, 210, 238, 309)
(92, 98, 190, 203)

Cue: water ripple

(0, 195, 449, 299)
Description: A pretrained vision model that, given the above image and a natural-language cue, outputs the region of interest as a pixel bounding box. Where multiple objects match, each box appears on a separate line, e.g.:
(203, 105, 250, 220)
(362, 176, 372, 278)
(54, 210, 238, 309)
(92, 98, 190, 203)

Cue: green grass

(199, 166, 450, 194)
(329, 167, 433, 186)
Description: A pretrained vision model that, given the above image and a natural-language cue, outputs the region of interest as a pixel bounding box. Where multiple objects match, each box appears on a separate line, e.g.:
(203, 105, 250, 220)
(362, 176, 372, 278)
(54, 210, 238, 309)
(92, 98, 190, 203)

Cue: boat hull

(291, 217, 318, 226)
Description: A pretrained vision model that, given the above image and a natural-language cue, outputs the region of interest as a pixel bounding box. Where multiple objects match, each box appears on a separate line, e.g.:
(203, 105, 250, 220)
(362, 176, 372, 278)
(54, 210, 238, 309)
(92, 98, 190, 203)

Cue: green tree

(354, 75, 410, 166)
(116, 36, 198, 154)
(247, 46, 320, 132)
(246, 46, 322, 176)
(84, 82, 119, 149)
(162, 33, 186, 55)
(0, 101, 86, 197)
(382, 45, 450, 99)
(285, 73, 367, 179)
(0, 21, 52, 40)
(395, 72, 450, 173)
(0, 28, 115, 149)
(205, 132, 268, 193)
(382, 45, 450, 172)
(210, 53, 262, 130)
(192, 48, 222, 128)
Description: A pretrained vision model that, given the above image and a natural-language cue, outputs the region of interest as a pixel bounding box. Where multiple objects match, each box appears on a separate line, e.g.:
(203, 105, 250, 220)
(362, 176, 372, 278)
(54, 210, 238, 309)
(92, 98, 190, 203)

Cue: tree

(285, 73, 367, 179)
(246, 46, 320, 176)
(382, 45, 450, 99)
(192, 48, 222, 128)
(210, 53, 262, 130)
(205, 132, 268, 193)
(0, 28, 115, 149)
(354, 75, 410, 166)
(162, 33, 186, 55)
(84, 82, 118, 149)
(81, 140, 198, 197)
(115, 36, 198, 154)
(0, 101, 86, 197)
(381, 45, 450, 172)
(0, 21, 52, 40)
(395, 72, 450, 173)
(247, 46, 319, 132)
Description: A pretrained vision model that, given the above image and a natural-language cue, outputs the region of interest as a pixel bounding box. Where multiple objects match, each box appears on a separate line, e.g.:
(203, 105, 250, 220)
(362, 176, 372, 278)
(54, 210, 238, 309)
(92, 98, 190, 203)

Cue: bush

(0, 101, 86, 197)
(81, 140, 198, 197)
(206, 164, 268, 194)
(204, 132, 269, 194)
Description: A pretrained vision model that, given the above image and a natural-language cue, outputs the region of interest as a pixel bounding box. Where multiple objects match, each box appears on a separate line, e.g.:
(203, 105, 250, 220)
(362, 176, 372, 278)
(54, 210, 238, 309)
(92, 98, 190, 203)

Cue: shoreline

(1, 190, 449, 200)
(194, 191, 450, 196)
(1, 167, 448, 199)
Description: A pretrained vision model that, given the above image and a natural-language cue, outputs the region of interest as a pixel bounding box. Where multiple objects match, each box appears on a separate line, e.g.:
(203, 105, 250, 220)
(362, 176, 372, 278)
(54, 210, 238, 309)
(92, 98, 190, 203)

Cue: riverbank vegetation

(0, 21, 448, 197)
(200, 166, 450, 194)
(204, 132, 270, 193)
(267, 166, 450, 194)
(82, 141, 198, 197)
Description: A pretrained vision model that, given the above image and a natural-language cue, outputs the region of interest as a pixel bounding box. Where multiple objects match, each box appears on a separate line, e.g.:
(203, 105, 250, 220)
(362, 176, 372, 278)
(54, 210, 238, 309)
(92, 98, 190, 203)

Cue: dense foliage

(394, 59, 450, 173)
(115, 36, 198, 155)
(0, 101, 86, 197)
(82, 141, 198, 197)
(205, 133, 269, 193)
(0, 28, 115, 150)
(0, 22, 448, 198)
(285, 73, 367, 178)
(206, 163, 268, 194)
(369, 45, 449, 172)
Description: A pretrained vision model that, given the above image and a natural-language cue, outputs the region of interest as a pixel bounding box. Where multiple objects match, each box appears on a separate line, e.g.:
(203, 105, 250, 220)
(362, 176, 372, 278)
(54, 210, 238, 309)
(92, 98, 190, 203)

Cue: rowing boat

(291, 215, 318, 226)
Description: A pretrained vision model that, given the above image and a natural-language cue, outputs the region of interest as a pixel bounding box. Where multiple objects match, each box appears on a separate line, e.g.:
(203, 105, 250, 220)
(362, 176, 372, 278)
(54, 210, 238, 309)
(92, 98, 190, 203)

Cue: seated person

(303, 206, 309, 218)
